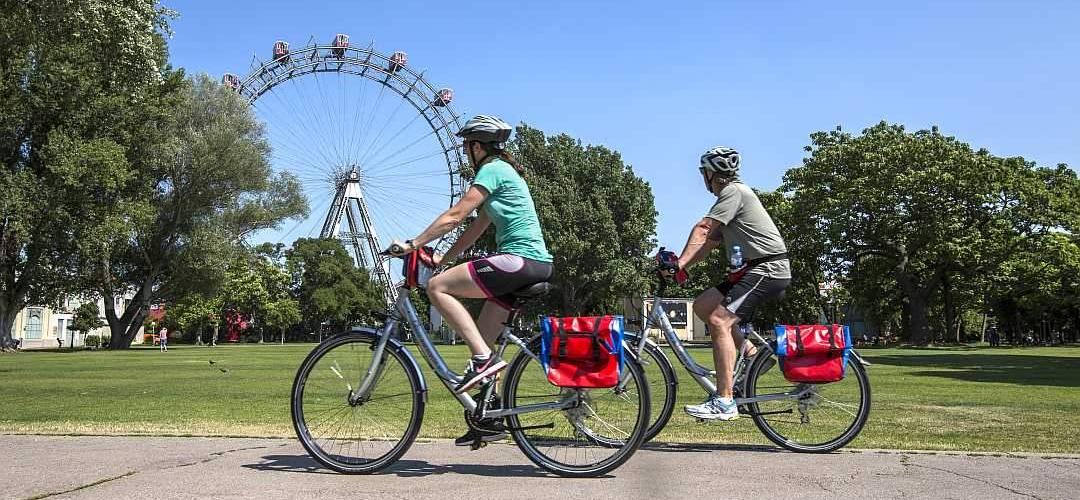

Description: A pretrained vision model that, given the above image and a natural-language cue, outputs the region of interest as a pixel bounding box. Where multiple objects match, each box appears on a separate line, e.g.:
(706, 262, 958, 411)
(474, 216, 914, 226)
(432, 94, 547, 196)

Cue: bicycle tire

(745, 350, 871, 453)
(626, 336, 678, 443)
(291, 333, 425, 473)
(502, 336, 650, 477)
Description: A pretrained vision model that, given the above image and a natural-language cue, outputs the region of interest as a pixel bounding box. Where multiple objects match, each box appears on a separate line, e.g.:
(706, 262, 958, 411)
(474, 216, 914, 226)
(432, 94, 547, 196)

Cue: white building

(623, 296, 710, 342)
(11, 293, 141, 349)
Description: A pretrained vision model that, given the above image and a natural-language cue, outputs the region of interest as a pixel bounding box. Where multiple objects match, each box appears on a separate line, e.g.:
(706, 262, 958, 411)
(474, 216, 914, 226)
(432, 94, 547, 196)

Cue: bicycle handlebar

(380, 241, 408, 257)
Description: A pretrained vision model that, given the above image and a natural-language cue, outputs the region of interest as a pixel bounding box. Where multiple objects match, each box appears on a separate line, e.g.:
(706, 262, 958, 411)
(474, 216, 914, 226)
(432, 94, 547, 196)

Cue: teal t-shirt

(472, 159, 553, 263)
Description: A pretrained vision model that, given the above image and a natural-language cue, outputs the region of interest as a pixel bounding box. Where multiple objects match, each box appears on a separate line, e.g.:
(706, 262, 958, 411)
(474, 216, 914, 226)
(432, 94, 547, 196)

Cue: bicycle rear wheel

(744, 351, 870, 453)
(502, 337, 650, 477)
(291, 333, 424, 473)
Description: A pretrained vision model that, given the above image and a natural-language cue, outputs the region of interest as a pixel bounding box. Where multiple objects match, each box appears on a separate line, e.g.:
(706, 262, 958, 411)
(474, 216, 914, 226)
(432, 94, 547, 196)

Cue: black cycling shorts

(715, 273, 791, 323)
(467, 254, 554, 309)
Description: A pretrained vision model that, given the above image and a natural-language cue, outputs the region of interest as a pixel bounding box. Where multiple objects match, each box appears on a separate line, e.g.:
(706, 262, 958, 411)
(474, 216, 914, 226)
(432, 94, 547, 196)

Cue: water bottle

(729, 245, 743, 269)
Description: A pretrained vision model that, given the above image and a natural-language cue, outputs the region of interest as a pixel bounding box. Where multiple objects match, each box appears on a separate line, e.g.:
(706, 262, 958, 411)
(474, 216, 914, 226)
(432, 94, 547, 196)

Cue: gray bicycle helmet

(456, 115, 512, 149)
(700, 146, 740, 178)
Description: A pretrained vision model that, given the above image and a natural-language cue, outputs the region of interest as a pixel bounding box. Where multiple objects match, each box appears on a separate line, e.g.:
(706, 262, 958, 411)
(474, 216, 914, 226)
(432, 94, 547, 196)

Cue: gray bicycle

(290, 252, 650, 477)
(625, 257, 871, 452)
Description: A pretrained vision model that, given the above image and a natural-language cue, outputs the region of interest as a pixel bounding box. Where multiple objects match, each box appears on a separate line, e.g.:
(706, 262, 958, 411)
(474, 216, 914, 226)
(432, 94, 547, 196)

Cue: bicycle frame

(351, 284, 578, 419)
(630, 282, 811, 406)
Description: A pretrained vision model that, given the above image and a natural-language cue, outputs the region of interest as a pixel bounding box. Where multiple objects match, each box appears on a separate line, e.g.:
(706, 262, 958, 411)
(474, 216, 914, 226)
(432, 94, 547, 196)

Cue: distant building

(623, 296, 710, 342)
(11, 293, 143, 349)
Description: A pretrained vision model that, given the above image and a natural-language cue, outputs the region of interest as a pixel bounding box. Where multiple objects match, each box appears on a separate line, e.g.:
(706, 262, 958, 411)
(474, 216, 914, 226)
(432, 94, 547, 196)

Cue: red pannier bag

(774, 324, 852, 383)
(539, 315, 625, 389)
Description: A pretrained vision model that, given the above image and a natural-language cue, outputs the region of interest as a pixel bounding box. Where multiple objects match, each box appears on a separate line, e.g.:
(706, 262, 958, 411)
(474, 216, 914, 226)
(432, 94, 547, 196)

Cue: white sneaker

(685, 396, 739, 420)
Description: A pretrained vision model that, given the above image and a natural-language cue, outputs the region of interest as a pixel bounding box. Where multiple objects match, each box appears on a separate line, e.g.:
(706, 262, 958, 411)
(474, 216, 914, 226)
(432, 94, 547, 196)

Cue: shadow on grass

(243, 454, 556, 478)
(896, 345, 1080, 351)
(862, 353, 1080, 387)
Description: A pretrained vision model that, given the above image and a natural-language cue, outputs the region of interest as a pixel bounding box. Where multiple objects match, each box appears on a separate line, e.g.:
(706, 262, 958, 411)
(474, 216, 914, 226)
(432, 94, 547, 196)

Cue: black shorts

(467, 254, 554, 309)
(715, 274, 791, 323)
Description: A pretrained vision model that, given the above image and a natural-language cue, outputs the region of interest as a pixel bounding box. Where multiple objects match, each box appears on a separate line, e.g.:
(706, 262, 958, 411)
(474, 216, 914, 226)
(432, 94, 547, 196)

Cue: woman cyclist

(386, 115, 554, 445)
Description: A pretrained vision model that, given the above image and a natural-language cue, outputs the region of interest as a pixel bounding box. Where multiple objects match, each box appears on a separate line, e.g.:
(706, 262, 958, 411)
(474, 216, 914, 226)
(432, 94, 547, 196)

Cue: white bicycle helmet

(456, 115, 512, 149)
(700, 146, 740, 178)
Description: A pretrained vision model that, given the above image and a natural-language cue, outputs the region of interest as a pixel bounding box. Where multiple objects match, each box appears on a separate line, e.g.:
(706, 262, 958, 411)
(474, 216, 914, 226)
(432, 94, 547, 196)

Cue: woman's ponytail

(479, 143, 526, 175)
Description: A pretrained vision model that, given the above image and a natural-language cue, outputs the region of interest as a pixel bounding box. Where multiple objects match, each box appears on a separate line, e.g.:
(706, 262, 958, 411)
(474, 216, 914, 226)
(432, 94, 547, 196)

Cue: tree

(69, 301, 106, 347)
(91, 75, 308, 348)
(252, 243, 301, 342)
(989, 232, 1080, 344)
(0, 0, 175, 349)
(220, 261, 270, 342)
(263, 298, 301, 344)
(784, 122, 1071, 343)
(169, 293, 221, 345)
(286, 238, 383, 335)
(476, 124, 657, 315)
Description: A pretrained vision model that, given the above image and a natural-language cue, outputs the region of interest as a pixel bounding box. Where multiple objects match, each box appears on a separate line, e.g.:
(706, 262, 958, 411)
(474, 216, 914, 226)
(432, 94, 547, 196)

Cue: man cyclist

(666, 146, 791, 420)
(387, 115, 554, 444)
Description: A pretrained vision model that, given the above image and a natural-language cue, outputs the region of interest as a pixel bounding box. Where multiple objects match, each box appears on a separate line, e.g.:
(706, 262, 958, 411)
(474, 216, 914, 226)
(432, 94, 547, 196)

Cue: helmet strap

(471, 142, 500, 169)
(703, 170, 716, 194)
(703, 170, 733, 194)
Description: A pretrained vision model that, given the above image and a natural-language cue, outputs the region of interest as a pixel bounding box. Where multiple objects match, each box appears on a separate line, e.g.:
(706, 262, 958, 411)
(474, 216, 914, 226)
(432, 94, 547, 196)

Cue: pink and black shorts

(467, 254, 554, 310)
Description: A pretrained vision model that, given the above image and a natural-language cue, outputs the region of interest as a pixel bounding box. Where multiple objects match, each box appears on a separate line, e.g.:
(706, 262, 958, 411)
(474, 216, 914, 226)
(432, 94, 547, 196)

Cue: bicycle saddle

(510, 282, 552, 299)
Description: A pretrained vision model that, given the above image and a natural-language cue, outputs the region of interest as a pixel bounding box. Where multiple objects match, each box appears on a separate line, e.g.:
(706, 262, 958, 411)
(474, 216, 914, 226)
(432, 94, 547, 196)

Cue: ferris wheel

(223, 35, 467, 306)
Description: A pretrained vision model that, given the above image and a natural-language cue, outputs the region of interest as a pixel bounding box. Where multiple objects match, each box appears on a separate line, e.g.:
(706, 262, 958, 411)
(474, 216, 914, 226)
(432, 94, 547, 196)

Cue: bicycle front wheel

(291, 333, 425, 473)
(626, 336, 678, 443)
(745, 351, 870, 453)
(503, 337, 650, 477)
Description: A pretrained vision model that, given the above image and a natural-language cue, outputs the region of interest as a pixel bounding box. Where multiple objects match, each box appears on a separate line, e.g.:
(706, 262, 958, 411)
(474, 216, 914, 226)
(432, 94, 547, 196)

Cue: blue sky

(165, 0, 1080, 249)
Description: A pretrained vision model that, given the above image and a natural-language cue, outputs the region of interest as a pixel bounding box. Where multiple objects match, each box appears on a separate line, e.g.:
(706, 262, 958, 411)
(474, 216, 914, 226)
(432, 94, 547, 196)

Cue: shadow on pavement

(642, 442, 783, 454)
(243, 454, 559, 478)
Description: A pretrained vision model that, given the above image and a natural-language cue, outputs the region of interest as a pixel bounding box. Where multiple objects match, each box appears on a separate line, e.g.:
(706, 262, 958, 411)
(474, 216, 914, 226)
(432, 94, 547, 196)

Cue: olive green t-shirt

(472, 159, 553, 263)
(705, 180, 791, 279)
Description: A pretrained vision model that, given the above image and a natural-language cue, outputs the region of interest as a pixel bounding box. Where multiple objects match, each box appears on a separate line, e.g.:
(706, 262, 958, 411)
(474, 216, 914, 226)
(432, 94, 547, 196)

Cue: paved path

(5, 435, 1078, 499)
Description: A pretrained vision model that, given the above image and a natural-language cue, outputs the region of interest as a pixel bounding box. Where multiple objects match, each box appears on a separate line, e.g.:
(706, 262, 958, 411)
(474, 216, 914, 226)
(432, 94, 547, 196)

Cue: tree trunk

(1074, 307, 1080, 343)
(560, 283, 577, 316)
(1012, 313, 1022, 345)
(979, 301, 988, 344)
(942, 275, 956, 344)
(908, 291, 932, 345)
(103, 287, 153, 349)
(897, 268, 933, 345)
(107, 308, 148, 349)
(0, 299, 18, 351)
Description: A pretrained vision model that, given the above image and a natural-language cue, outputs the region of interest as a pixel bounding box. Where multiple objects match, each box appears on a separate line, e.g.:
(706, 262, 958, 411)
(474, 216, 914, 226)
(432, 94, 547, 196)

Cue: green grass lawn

(1, 342, 1078, 453)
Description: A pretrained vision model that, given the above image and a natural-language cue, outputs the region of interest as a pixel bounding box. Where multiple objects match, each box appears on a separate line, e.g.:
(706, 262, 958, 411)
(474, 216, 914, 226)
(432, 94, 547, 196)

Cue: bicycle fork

(347, 319, 399, 406)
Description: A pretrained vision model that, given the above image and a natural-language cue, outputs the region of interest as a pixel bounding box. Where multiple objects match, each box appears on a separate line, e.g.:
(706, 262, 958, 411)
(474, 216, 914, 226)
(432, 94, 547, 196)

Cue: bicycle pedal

(470, 440, 488, 451)
(695, 417, 708, 424)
